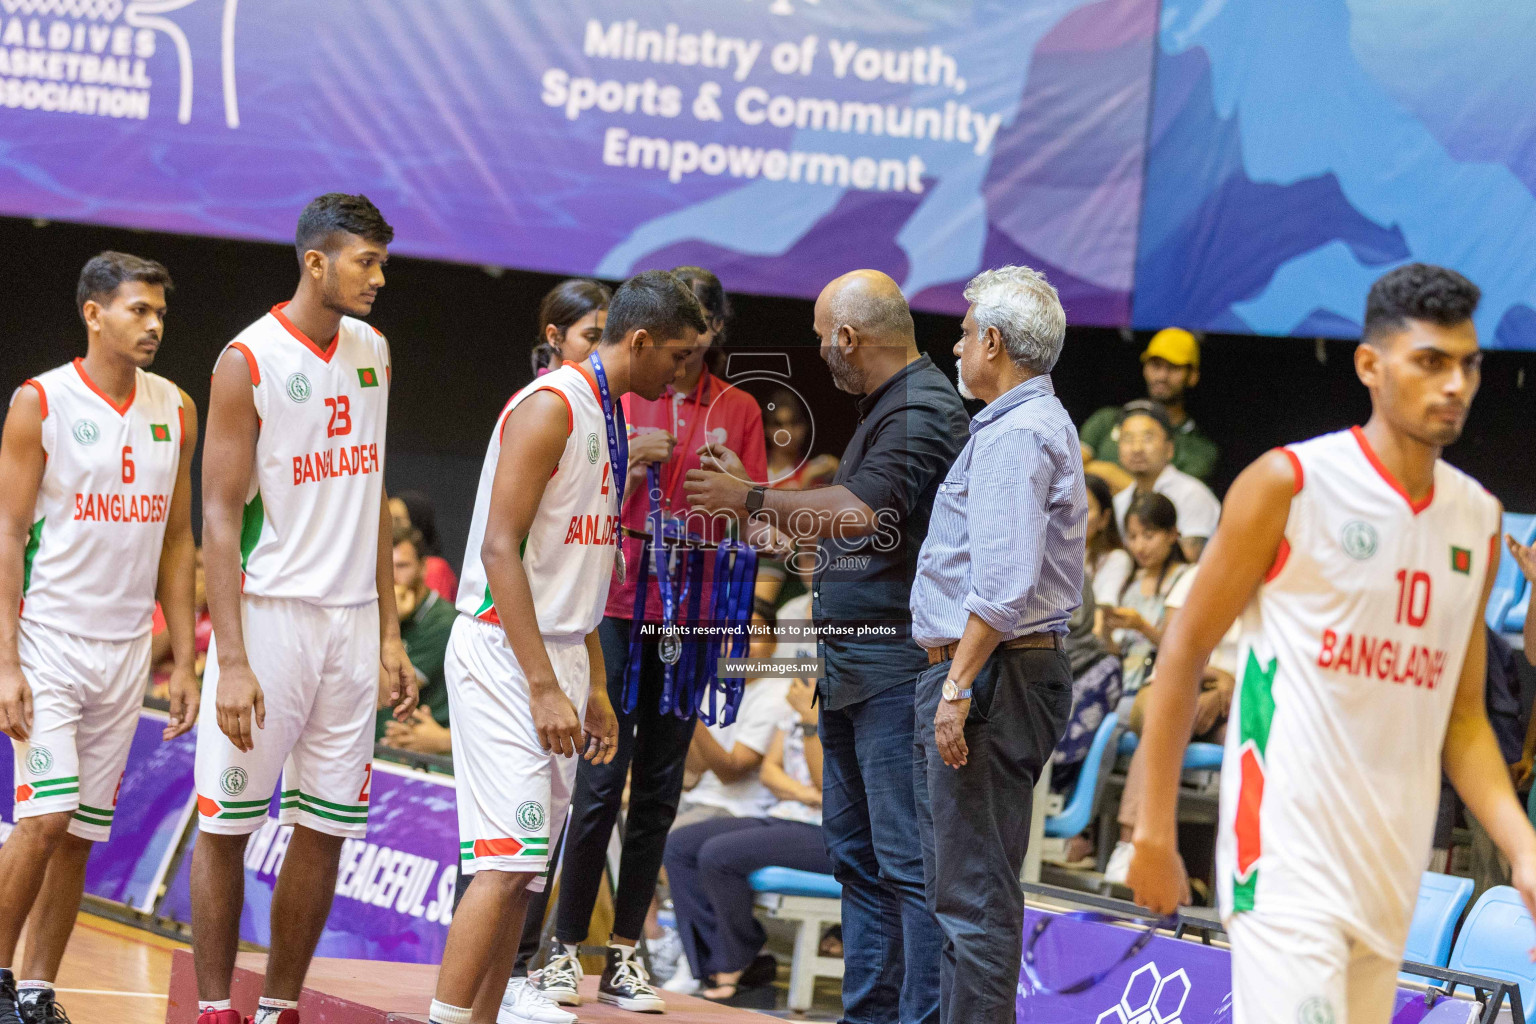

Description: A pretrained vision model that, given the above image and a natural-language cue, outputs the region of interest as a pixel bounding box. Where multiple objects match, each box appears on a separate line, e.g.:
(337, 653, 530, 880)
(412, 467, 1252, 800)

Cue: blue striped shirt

(910, 375, 1087, 646)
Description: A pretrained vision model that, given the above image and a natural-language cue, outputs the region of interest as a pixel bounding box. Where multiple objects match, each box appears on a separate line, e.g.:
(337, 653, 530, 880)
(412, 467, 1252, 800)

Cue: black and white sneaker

(597, 946, 665, 1013)
(533, 948, 582, 1007)
(15, 987, 69, 1024)
(0, 972, 22, 1024)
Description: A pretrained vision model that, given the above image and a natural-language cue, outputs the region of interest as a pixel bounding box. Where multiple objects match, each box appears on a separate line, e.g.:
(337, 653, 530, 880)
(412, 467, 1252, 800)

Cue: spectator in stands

(1111, 401, 1221, 561)
(388, 491, 459, 600)
(1103, 559, 1237, 885)
(376, 525, 455, 755)
(1085, 473, 1132, 612)
(1079, 328, 1218, 484)
(1099, 493, 1193, 697)
(664, 676, 832, 1004)
(677, 610, 790, 828)
(529, 277, 612, 376)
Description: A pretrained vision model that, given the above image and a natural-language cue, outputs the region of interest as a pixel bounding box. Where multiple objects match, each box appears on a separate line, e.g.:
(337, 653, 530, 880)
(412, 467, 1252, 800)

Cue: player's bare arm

(482, 389, 584, 757)
(159, 388, 201, 740)
(202, 347, 265, 753)
(0, 386, 46, 741)
(582, 628, 617, 765)
(1127, 449, 1296, 916)
(378, 490, 419, 722)
(1444, 507, 1536, 947)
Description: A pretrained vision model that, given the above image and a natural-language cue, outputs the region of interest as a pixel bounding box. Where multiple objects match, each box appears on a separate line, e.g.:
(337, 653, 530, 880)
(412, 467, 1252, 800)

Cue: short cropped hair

(601, 270, 708, 346)
(76, 251, 173, 324)
(963, 265, 1066, 373)
(295, 193, 394, 261)
(1363, 263, 1480, 346)
(392, 522, 425, 558)
(1116, 399, 1175, 441)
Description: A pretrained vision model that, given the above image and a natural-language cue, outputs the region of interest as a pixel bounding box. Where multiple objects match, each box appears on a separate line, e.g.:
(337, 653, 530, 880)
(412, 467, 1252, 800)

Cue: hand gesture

(163, 663, 201, 740)
(0, 662, 33, 741)
(382, 636, 419, 721)
(1126, 839, 1192, 915)
(531, 681, 583, 757)
(696, 441, 747, 482)
(215, 662, 265, 753)
(582, 688, 619, 765)
(629, 429, 678, 469)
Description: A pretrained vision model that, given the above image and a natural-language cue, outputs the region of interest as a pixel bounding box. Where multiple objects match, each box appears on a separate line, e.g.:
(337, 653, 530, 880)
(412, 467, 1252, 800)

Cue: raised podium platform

(165, 951, 772, 1023)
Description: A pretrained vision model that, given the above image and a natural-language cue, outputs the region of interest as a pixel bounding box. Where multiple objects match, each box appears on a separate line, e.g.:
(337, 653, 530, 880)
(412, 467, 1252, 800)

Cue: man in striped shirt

(910, 265, 1087, 1024)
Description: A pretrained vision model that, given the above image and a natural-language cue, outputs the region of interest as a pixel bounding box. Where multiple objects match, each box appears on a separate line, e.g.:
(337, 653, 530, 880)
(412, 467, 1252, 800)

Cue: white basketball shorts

(12, 619, 150, 841)
(195, 595, 380, 838)
(1228, 909, 1403, 1024)
(446, 615, 590, 886)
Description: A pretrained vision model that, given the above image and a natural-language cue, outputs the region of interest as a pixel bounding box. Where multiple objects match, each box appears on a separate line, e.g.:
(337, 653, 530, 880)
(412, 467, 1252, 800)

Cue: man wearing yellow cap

(1079, 328, 1219, 483)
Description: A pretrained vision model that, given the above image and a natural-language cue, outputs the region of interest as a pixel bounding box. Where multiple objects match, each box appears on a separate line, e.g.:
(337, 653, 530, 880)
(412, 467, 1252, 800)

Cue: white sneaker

(660, 955, 698, 995)
(647, 927, 684, 984)
(1104, 840, 1135, 885)
(533, 949, 582, 1007)
(500, 976, 578, 1024)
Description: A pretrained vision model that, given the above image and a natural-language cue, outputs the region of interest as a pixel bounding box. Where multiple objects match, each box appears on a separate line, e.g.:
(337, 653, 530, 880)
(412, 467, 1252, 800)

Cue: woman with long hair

(529, 277, 612, 376)
(1099, 491, 1190, 697)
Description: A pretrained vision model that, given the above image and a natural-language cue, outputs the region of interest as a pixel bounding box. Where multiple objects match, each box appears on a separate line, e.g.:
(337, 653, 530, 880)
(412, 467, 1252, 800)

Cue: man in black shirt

(688, 270, 968, 1024)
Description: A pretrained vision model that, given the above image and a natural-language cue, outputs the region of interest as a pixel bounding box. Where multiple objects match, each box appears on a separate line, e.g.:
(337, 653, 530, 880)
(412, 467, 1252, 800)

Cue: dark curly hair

(1363, 263, 1480, 346)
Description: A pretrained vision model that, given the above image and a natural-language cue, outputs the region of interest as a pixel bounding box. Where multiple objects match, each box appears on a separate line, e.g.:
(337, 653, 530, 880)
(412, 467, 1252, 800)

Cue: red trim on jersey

(1489, 532, 1500, 590)
(72, 358, 135, 416)
(472, 837, 526, 858)
(196, 794, 220, 817)
(177, 404, 186, 441)
(1264, 537, 1291, 583)
(270, 302, 340, 363)
(530, 386, 574, 435)
(1350, 426, 1433, 515)
(228, 342, 261, 385)
(565, 359, 605, 404)
(22, 379, 46, 419)
(1279, 447, 1303, 494)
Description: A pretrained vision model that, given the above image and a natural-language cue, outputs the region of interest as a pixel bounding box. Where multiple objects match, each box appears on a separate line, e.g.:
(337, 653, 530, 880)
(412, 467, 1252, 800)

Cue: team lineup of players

(0, 190, 1532, 1024)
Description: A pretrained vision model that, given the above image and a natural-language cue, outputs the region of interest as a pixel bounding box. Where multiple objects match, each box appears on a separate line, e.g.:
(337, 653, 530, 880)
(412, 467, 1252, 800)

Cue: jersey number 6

(122, 446, 135, 484)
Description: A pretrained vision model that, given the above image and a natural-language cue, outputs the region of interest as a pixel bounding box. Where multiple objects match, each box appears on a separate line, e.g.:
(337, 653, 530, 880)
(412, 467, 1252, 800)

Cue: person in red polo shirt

(518, 267, 769, 1011)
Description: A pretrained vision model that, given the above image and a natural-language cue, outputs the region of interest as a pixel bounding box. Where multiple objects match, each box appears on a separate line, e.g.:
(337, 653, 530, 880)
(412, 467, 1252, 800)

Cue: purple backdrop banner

(1017, 909, 1437, 1023)
(0, 0, 1155, 321)
(1, 711, 196, 912)
(158, 758, 460, 965)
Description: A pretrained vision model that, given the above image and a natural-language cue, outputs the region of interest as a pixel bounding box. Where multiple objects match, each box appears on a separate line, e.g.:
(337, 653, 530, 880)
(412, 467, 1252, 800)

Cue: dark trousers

(515, 615, 697, 960)
(914, 646, 1072, 1024)
(663, 816, 832, 978)
(821, 679, 942, 1024)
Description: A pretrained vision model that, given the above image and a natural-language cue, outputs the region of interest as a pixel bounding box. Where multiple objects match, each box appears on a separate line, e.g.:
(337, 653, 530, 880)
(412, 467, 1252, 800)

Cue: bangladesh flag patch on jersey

(1451, 546, 1472, 575)
(150, 423, 171, 442)
(358, 367, 380, 388)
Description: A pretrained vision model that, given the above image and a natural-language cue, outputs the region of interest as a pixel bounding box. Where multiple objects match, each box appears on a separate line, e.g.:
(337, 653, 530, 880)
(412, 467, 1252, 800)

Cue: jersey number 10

(1394, 569, 1431, 628)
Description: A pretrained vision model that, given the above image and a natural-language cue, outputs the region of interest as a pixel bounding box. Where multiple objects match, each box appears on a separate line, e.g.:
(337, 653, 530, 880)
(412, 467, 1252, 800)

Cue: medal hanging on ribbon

(587, 353, 628, 585)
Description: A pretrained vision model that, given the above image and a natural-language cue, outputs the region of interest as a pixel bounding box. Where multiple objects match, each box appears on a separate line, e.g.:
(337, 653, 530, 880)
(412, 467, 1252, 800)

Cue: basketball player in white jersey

(427, 271, 704, 1024)
(192, 195, 417, 1024)
(1128, 264, 1536, 1021)
(0, 253, 199, 1024)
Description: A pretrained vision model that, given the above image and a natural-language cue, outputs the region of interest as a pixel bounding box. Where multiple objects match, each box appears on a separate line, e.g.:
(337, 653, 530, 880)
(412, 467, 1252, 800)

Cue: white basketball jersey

(456, 362, 619, 641)
(224, 303, 390, 607)
(15, 359, 184, 642)
(1217, 427, 1500, 956)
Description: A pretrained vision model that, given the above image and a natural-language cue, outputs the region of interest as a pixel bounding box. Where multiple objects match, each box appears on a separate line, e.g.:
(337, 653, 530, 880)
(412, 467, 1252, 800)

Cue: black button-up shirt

(812, 355, 970, 709)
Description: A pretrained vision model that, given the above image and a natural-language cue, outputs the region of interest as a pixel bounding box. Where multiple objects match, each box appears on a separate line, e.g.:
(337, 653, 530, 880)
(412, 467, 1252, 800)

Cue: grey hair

(963, 265, 1066, 373)
(829, 282, 914, 341)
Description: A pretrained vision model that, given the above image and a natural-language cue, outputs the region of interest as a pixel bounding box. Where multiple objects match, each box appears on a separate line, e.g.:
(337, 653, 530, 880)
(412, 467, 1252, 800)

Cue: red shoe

(195, 1012, 241, 1024)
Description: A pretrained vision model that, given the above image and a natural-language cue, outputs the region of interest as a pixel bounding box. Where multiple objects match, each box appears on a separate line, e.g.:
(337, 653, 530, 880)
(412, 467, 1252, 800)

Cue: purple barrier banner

(159, 759, 460, 965)
(1, 711, 197, 912)
(0, 0, 1157, 322)
(1016, 909, 1436, 1024)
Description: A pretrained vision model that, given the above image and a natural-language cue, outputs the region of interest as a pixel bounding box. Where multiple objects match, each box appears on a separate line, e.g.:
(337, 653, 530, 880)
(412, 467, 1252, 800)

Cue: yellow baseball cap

(1141, 327, 1199, 368)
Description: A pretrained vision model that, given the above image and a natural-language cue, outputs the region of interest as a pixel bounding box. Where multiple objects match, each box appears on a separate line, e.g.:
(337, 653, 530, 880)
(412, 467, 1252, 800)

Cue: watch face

(942, 680, 958, 700)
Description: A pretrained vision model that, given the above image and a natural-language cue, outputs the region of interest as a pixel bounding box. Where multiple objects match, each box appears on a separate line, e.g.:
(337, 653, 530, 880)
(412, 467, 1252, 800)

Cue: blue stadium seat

(1486, 513, 1536, 634)
(1117, 731, 1224, 771)
(749, 867, 841, 900)
(1046, 712, 1118, 840)
(1448, 885, 1536, 1023)
(1401, 871, 1473, 982)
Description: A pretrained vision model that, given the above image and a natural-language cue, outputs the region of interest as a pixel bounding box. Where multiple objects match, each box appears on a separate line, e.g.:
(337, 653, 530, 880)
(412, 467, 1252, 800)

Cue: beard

(825, 344, 867, 394)
(955, 362, 975, 401)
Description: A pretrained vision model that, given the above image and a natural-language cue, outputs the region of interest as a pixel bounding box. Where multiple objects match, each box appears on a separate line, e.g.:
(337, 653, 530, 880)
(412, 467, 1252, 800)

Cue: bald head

(818, 270, 915, 343)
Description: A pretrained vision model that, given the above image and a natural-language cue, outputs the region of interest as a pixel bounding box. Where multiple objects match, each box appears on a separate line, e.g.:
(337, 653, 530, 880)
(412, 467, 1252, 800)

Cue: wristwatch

(745, 486, 768, 520)
(941, 678, 973, 702)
